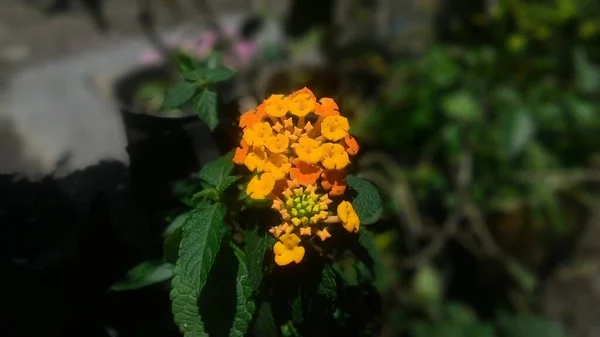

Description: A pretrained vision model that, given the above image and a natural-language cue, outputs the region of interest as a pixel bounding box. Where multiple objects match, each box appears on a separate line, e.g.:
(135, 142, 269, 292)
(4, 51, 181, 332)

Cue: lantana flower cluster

(233, 87, 361, 266)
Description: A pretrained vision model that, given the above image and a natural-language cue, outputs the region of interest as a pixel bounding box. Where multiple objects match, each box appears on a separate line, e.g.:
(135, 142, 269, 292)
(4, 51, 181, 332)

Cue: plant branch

(398, 210, 461, 268)
(359, 152, 425, 236)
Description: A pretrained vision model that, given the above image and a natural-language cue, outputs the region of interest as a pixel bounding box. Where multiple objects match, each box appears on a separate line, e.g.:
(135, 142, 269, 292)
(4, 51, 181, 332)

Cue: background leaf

(291, 295, 303, 325)
(317, 264, 337, 302)
(346, 175, 383, 225)
(110, 261, 173, 291)
(574, 48, 600, 94)
(174, 52, 203, 73)
(164, 82, 196, 109)
(164, 212, 189, 237)
(194, 90, 219, 131)
(184, 67, 236, 83)
(500, 109, 535, 158)
(198, 152, 235, 187)
(253, 302, 279, 337)
(356, 230, 388, 291)
(496, 312, 566, 337)
(164, 226, 183, 265)
(442, 91, 481, 122)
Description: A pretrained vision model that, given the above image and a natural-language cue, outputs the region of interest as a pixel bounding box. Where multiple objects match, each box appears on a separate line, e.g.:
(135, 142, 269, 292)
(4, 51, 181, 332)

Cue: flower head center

(283, 185, 327, 226)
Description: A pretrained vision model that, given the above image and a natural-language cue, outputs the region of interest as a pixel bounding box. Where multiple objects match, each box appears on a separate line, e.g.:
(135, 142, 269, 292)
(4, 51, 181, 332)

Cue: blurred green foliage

(346, 0, 600, 335)
(355, 42, 600, 217)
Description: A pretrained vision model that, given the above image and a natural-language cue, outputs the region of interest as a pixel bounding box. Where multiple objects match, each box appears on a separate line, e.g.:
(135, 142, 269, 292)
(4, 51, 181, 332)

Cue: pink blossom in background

(221, 23, 237, 37)
(192, 31, 218, 58)
(138, 37, 181, 65)
(139, 50, 163, 65)
(234, 40, 257, 63)
(137, 23, 258, 68)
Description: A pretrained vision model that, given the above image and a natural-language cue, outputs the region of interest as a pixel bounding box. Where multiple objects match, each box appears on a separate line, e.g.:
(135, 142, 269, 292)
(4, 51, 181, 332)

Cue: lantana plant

(111, 59, 384, 336)
(232, 88, 363, 266)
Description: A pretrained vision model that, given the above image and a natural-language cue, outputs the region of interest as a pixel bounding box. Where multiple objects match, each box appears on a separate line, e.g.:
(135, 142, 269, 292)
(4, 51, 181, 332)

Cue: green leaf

(253, 302, 278, 337)
(229, 244, 256, 337)
(345, 175, 383, 225)
(171, 262, 208, 337)
(317, 264, 337, 301)
(170, 204, 226, 337)
(192, 188, 220, 203)
(184, 67, 236, 83)
(291, 295, 303, 325)
(356, 230, 388, 291)
(205, 52, 223, 69)
(134, 82, 166, 113)
(110, 261, 173, 291)
(566, 95, 596, 127)
(505, 258, 537, 293)
(281, 322, 300, 337)
(198, 152, 236, 187)
(413, 321, 496, 337)
(194, 89, 219, 131)
(173, 51, 203, 73)
(412, 264, 443, 307)
(465, 323, 496, 337)
(180, 204, 226, 286)
(164, 212, 190, 237)
(332, 260, 359, 286)
(164, 82, 196, 109)
(197, 242, 254, 337)
(442, 91, 480, 122)
(444, 302, 477, 326)
(244, 227, 274, 293)
(164, 226, 183, 265)
(574, 48, 600, 94)
(425, 47, 459, 87)
(217, 175, 242, 193)
(496, 312, 566, 337)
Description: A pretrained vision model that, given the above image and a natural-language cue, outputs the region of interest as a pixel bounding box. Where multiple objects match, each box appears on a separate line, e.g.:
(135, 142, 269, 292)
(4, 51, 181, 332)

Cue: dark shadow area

(0, 160, 180, 337)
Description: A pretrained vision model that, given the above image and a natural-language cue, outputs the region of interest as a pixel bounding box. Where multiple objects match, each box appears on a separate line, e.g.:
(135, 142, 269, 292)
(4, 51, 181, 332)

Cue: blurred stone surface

(0, 0, 248, 177)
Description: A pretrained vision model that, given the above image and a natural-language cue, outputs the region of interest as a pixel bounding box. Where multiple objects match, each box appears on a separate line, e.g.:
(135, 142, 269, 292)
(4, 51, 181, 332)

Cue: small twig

(456, 232, 487, 260)
(137, 0, 179, 77)
(359, 169, 425, 239)
(511, 169, 600, 186)
(398, 210, 461, 268)
(418, 134, 443, 164)
(555, 261, 600, 281)
(360, 152, 425, 235)
(463, 201, 502, 257)
(456, 150, 473, 194)
(508, 290, 531, 313)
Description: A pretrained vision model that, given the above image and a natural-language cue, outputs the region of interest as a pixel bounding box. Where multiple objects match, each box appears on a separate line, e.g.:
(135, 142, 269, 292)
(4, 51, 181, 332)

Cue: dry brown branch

(359, 152, 425, 236)
(398, 210, 461, 268)
(512, 169, 600, 186)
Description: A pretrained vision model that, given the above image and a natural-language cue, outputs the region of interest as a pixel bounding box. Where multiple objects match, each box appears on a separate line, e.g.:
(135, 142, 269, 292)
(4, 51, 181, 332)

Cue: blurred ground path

(0, 0, 249, 177)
